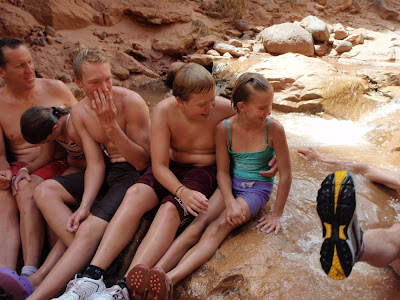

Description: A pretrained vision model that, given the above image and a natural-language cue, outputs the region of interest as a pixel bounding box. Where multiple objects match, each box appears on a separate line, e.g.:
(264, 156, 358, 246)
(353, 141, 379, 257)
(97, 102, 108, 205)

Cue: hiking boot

(317, 171, 364, 280)
(87, 285, 129, 300)
(52, 274, 106, 300)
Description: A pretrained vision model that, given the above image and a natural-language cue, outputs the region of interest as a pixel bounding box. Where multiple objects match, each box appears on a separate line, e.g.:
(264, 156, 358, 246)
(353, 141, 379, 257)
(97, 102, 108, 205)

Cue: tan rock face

(0, 2, 39, 37)
(23, 0, 97, 30)
(1, 3, 400, 297)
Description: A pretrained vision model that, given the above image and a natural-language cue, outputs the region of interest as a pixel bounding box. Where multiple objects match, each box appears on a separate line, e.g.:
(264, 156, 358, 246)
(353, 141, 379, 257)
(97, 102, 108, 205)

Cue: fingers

(66, 214, 80, 232)
(186, 206, 198, 217)
(261, 156, 278, 177)
(268, 156, 277, 167)
(5, 171, 12, 181)
(66, 216, 75, 232)
(226, 215, 235, 227)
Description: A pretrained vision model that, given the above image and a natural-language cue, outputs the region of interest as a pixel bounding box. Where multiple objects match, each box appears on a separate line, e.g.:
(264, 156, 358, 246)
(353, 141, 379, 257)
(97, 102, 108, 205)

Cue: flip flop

(126, 264, 149, 300)
(0, 267, 33, 300)
(147, 267, 171, 300)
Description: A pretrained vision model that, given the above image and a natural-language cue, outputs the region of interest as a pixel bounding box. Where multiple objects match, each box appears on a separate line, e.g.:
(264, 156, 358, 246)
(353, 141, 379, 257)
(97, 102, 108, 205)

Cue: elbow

(136, 161, 148, 172)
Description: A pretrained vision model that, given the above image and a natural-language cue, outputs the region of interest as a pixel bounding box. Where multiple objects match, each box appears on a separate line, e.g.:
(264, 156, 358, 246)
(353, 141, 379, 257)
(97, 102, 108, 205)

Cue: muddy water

(135, 88, 400, 299)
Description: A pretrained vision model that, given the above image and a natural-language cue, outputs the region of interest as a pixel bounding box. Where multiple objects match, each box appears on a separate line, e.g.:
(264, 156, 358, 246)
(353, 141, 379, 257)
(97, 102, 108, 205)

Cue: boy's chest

(170, 121, 216, 151)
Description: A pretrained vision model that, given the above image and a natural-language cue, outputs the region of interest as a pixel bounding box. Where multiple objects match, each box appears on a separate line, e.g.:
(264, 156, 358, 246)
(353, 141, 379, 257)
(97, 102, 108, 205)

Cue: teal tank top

(224, 118, 275, 183)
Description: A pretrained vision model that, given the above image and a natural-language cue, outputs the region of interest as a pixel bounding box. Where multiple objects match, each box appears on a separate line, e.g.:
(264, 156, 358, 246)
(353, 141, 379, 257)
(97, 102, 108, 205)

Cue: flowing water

(134, 87, 400, 299)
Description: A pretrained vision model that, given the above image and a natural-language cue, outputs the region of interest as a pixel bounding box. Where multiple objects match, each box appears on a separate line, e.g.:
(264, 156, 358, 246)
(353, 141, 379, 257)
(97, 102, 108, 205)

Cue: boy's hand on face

(180, 188, 208, 217)
(92, 88, 118, 131)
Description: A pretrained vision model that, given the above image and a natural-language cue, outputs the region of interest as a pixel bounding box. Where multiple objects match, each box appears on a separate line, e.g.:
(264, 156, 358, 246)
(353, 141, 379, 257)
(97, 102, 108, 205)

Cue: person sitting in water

(126, 72, 292, 299)
(316, 170, 400, 280)
(298, 147, 400, 190)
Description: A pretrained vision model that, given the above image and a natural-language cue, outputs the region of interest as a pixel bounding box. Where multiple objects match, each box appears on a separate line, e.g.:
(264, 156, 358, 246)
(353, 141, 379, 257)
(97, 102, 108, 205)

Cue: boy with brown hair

(55, 62, 237, 299)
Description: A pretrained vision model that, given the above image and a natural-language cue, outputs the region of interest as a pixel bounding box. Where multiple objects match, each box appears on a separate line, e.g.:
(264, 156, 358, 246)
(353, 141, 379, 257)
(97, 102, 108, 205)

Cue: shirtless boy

(0, 38, 77, 282)
(53, 62, 236, 299)
(2, 47, 150, 300)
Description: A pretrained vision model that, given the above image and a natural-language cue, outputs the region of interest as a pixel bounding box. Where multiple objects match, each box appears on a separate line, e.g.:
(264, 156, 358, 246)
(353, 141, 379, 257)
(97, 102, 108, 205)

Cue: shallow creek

(132, 86, 400, 299)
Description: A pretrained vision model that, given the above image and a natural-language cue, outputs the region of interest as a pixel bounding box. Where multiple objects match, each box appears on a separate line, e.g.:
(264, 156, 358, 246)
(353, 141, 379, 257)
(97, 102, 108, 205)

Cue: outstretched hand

(257, 213, 281, 234)
(259, 155, 278, 178)
(298, 147, 323, 162)
(67, 207, 90, 233)
(180, 188, 208, 217)
(0, 170, 13, 190)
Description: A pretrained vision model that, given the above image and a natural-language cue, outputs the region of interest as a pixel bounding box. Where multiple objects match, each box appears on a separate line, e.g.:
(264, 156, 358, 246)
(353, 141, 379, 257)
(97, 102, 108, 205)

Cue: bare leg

(14, 175, 44, 268)
(34, 179, 78, 247)
(156, 189, 225, 272)
(125, 202, 181, 275)
(0, 189, 19, 269)
(360, 223, 400, 267)
(28, 239, 67, 289)
(91, 184, 159, 270)
(167, 198, 251, 284)
(27, 215, 108, 300)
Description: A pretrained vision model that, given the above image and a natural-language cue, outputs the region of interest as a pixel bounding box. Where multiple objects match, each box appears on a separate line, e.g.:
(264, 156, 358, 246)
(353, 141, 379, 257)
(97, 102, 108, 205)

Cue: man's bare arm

(92, 88, 150, 170)
(298, 147, 400, 190)
(68, 110, 105, 232)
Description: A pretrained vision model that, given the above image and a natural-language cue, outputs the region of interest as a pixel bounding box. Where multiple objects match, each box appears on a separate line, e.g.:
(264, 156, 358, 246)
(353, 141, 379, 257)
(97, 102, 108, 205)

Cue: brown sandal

(126, 264, 149, 300)
(147, 267, 171, 300)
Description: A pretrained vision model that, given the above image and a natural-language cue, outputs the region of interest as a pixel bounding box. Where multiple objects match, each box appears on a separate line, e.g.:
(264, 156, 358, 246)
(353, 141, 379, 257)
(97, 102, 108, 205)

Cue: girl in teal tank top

(153, 73, 292, 293)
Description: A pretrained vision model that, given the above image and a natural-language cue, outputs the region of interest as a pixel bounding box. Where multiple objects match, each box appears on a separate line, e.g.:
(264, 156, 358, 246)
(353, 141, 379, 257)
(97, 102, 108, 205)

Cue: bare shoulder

(37, 78, 77, 105)
(112, 86, 149, 118)
(113, 86, 146, 106)
(268, 118, 285, 136)
(152, 96, 175, 115)
(37, 78, 69, 92)
(213, 96, 235, 119)
(70, 97, 89, 121)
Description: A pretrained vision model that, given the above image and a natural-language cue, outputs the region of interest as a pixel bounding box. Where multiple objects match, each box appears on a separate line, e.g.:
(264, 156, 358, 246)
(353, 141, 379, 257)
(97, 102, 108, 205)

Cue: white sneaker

(87, 285, 129, 300)
(52, 275, 106, 300)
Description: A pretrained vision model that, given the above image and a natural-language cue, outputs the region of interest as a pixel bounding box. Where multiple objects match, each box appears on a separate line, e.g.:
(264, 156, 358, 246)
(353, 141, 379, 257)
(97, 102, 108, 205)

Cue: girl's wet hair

(231, 72, 273, 112)
(21, 106, 71, 144)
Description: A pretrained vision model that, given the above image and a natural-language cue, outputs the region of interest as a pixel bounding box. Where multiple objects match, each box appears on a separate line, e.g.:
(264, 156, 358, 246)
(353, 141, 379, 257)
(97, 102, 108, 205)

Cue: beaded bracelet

(175, 185, 184, 196)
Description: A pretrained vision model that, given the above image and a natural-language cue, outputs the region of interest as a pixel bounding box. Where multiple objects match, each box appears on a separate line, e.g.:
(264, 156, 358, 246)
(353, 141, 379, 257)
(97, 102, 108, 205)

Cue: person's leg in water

(164, 197, 251, 299)
(317, 171, 364, 280)
(360, 224, 400, 273)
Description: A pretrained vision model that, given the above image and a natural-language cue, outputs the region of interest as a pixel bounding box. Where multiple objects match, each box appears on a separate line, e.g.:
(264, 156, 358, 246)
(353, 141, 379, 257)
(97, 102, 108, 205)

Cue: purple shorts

(136, 160, 217, 227)
(232, 176, 274, 217)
